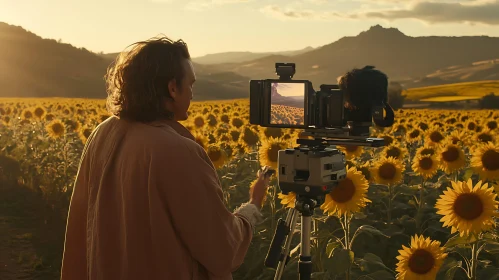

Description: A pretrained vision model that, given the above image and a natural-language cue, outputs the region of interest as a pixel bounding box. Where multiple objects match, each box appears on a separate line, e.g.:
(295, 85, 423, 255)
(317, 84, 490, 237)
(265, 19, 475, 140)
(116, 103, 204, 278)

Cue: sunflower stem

(470, 238, 479, 280)
(416, 178, 425, 234)
(342, 214, 352, 280)
(387, 184, 393, 224)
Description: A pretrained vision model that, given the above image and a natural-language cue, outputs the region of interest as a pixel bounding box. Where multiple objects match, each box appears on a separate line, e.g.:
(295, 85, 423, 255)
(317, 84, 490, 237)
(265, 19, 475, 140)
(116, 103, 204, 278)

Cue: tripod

(265, 195, 320, 280)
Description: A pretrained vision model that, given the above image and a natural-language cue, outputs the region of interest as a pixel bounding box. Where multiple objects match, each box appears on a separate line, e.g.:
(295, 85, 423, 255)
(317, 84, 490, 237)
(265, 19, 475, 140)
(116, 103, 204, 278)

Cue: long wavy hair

(105, 35, 191, 122)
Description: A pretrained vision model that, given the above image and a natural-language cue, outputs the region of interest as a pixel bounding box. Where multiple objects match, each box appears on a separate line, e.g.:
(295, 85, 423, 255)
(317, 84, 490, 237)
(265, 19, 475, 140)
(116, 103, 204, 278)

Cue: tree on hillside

(387, 81, 406, 110)
(479, 92, 499, 109)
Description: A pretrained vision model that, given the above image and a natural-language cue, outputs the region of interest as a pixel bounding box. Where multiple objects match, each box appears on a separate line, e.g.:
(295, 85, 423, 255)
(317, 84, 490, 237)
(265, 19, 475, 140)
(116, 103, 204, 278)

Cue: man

(61, 36, 271, 280)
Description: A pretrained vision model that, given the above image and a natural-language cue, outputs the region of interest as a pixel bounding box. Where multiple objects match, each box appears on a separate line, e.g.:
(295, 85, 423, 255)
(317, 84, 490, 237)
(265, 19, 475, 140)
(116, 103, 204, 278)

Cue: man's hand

(249, 166, 273, 208)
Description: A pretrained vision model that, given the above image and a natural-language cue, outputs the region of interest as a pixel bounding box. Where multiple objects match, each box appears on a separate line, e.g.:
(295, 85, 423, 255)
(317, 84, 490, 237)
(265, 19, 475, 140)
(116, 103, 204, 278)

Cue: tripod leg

(274, 208, 299, 280)
(299, 215, 312, 280)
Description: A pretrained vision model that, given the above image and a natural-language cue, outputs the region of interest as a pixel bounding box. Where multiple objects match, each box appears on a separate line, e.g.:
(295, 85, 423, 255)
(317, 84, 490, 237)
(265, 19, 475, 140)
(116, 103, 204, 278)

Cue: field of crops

(270, 104, 305, 126)
(1, 97, 499, 280)
(403, 80, 499, 101)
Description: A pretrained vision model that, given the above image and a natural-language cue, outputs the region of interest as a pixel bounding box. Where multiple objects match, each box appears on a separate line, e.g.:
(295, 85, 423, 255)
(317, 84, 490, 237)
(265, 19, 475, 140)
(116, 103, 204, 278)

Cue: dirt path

(0, 184, 63, 280)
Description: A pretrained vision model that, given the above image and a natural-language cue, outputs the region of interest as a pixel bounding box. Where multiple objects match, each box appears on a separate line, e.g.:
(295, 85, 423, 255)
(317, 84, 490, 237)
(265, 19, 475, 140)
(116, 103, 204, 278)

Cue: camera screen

(270, 82, 305, 126)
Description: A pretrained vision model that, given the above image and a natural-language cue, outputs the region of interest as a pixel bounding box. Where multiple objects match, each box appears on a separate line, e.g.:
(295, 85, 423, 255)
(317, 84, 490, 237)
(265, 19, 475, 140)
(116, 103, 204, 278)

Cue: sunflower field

(1, 97, 499, 280)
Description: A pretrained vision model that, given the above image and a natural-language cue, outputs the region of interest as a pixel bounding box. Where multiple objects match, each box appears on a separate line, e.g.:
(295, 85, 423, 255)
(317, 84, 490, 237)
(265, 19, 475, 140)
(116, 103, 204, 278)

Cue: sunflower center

(52, 123, 64, 134)
(330, 178, 356, 203)
(478, 133, 493, 143)
(346, 145, 358, 152)
(208, 149, 222, 161)
(386, 147, 401, 158)
(429, 132, 444, 143)
(442, 147, 459, 162)
(487, 121, 497, 130)
(419, 157, 434, 170)
(467, 122, 476, 130)
(453, 193, 484, 220)
(383, 136, 394, 145)
(408, 249, 435, 275)
(268, 145, 281, 162)
(409, 130, 420, 138)
(379, 163, 396, 180)
(482, 150, 499, 171)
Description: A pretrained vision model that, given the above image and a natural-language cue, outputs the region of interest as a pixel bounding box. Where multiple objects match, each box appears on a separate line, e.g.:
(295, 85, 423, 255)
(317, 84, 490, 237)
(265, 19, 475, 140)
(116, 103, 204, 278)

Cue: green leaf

(477, 268, 499, 279)
(444, 233, 477, 248)
(484, 241, 499, 255)
(326, 239, 341, 257)
(437, 257, 462, 280)
(357, 253, 390, 273)
(353, 212, 367, 220)
(327, 248, 353, 275)
(462, 168, 474, 181)
(380, 224, 404, 237)
(356, 225, 390, 238)
(357, 270, 395, 280)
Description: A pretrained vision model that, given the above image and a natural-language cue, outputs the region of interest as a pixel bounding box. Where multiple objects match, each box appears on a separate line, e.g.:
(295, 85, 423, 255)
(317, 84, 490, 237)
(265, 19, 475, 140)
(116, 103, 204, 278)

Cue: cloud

(185, 0, 252, 11)
(260, 0, 499, 25)
(363, 0, 499, 25)
(260, 5, 341, 20)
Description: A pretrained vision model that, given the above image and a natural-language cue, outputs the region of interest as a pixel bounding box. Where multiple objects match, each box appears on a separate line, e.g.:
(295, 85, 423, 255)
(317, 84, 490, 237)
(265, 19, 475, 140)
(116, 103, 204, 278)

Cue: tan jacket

(61, 116, 262, 280)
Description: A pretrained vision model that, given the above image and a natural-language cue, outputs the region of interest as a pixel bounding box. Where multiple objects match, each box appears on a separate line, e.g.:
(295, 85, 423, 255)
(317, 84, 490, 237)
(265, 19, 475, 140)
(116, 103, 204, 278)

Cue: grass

(403, 80, 499, 101)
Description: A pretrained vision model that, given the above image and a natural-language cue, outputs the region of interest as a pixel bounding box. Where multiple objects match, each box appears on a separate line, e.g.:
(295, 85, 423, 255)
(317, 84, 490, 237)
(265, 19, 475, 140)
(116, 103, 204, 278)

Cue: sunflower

(259, 137, 288, 169)
(424, 126, 445, 146)
(470, 142, 499, 181)
(435, 179, 499, 237)
(206, 144, 228, 169)
(446, 130, 468, 146)
(338, 145, 364, 160)
(378, 134, 395, 146)
(371, 157, 405, 186)
(406, 128, 422, 143)
(382, 143, 408, 161)
(412, 154, 439, 180)
(395, 235, 447, 280)
(473, 128, 496, 145)
(438, 139, 466, 174)
(45, 119, 66, 139)
(357, 162, 372, 182)
(278, 192, 296, 208)
(320, 166, 371, 216)
(415, 144, 437, 158)
(240, 126, 260, 147)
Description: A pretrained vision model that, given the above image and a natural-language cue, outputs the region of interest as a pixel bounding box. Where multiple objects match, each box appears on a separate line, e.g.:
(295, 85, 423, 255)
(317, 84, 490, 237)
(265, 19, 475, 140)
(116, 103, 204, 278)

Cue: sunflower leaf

(355, 225, 390, 239)
(444, 233, 477, 248)
(356, 253, 391, 273)
(477, 267, 499, 279)
(462, 168, 474, 181)
(356, 270, 395, 280)
(326, 248, 353, 275)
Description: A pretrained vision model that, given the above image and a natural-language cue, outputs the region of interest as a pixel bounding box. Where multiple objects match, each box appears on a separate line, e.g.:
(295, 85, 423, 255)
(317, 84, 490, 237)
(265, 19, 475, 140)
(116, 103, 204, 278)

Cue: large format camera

(250, 63, 394, 136)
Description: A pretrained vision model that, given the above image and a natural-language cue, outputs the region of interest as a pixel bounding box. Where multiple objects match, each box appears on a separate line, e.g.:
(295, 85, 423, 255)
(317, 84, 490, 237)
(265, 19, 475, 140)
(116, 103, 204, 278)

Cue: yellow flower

(470, 142, 499, 181)
(278, 192, 296, 208)
(371, 157, 404, 186)
(415, 144, 437, 158)
(45, 119, 66, 139)
(424, 126, 445, 146)
(338, 145, 364, 160)
(406, 128, 422, 143)
(206, 144, 228, 169)
(395, 235, 447, 280)
(258, 137, 288, 169)
(435, 179, 499, 237)
(412, 154, 439, 180)
(382, 143, 408, 161)
(320, 166, 371, 216)
(438, 139, 466, 174)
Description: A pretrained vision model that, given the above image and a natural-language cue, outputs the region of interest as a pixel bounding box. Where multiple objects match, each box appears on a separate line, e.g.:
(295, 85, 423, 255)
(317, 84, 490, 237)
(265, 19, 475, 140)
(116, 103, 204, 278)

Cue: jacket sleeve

(151, 141, 262, 277)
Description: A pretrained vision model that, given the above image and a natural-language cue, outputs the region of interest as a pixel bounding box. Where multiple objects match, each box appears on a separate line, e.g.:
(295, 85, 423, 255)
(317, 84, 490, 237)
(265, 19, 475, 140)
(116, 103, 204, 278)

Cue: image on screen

(270, 82, 305, 126)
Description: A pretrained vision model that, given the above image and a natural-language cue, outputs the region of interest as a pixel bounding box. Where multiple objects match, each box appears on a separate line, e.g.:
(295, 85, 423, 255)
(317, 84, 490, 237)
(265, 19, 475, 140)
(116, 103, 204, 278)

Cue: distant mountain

(191, 46, 314, 65)
(206, 25, 499, 88)
(0, 22, 250, 100)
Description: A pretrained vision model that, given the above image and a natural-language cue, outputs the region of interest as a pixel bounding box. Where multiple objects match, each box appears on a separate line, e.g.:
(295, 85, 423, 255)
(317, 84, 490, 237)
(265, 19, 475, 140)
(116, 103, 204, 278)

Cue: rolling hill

(1, 21, 499, 100)
(0, 22, 249, 100)
(191, 46, 314, 65)
(206, 25, 499, 88)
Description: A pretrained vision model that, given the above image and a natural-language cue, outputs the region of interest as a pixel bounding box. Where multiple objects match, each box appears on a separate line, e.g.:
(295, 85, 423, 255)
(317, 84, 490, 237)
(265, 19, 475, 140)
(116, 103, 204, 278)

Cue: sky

(1, 0, 499, 57)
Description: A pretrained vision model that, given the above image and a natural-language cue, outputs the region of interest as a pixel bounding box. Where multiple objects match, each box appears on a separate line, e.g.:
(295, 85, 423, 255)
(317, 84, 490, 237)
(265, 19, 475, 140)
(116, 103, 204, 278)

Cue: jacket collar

(149, 119, 195, 141)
